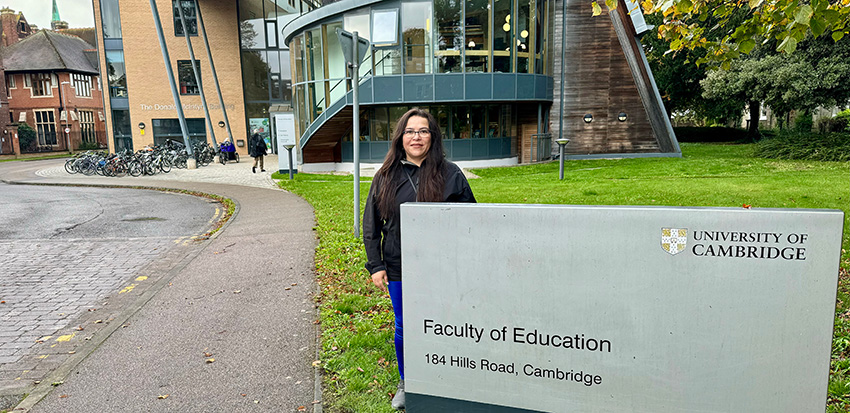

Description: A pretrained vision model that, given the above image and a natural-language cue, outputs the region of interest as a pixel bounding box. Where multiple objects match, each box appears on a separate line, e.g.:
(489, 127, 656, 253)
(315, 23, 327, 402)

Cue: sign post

(336, 28, 370, 238)
(274, 112, 297, 179)
(402, 204, 844, 412)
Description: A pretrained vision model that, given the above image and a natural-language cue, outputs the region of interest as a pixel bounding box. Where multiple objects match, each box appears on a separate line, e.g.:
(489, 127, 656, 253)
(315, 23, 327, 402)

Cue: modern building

(2, 30, 107, 152)
(91, 0, 677, 167)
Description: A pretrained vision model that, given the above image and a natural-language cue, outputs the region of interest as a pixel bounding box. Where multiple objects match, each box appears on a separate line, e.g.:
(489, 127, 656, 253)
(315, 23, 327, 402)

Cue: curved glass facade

(288, 0, 553, 161)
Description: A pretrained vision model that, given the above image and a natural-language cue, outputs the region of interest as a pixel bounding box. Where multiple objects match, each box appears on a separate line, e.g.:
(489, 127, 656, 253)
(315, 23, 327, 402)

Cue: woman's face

(402, 116, 431, 166)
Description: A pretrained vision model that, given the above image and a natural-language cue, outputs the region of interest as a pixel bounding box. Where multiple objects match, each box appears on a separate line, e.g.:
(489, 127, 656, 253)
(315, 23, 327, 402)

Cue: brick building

(0, 7, 34, 47)
(3, 30, 107, 152)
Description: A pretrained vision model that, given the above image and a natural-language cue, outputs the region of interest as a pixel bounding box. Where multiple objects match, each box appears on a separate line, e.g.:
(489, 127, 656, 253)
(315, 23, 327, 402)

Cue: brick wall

(112, 0, 247, 153)
(8, 72, 107, 151)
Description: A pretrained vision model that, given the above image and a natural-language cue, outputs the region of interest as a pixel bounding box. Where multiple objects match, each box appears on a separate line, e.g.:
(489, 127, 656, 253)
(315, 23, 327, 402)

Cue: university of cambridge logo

(661, 228, 688, 255)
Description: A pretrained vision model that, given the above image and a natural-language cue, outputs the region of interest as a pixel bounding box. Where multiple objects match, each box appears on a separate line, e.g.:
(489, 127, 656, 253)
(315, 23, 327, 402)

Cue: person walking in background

(362, 108, 476, 410)
(249, 130, 267, 173)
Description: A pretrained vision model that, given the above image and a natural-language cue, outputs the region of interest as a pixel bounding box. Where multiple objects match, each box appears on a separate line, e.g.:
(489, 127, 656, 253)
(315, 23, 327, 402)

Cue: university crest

(661, 228, 688, 255)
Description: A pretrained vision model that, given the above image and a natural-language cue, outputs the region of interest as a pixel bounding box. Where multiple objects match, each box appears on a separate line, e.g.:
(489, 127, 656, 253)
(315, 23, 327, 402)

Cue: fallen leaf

(743, 204, 752, 209)
(291, 283, 297, 286)
(93, 320, 103, 324)
(204, 352, 213, 357)
(241, 393, 247, 397)
(158, 394, 169, 399)
(76, 326, 84, 331)
(297, 406, 307, 411)
(312, 360, 321, 367)
(87, 308, 97, 312)
(206, 358, 215, 363)
(68, 351, 75, 354)
(295, 381, 302, 385)
(0, 301, 5, 304)
(357, 367, 364, 372)
(59, 394, 69, 398)
(312, 400, 320, 404)
(51, 381, 63, 386)
(285, 287, 292, 291)
(233, 290, 241, 294)
(34, 380, 41, 384)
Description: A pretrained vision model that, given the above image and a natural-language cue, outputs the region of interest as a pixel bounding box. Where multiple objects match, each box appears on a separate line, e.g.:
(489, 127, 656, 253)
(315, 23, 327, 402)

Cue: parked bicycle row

(63, 140, 230, 177)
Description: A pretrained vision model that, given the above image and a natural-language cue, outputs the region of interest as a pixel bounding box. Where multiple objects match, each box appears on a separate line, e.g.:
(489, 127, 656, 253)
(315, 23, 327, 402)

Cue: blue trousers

(388, 281, 404, 379)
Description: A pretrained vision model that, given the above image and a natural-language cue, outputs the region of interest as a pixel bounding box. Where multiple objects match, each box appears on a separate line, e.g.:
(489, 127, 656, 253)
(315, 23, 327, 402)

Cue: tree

(600, 0, 850, 67)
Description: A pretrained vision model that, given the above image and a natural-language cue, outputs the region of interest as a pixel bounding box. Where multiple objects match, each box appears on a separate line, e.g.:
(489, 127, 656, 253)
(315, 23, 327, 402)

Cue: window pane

(173, 0, 198, 36)
(100, 0, 122, 38)
(402, 0, 432, 74)
(469, 105, 485, 138)
(452, 106, 468, 139)
(242, 51, 270, 101)
(239, 0, 264, 49)
(464, 0, 488, 72)
(434, 0, 461, 73)
(372, 107, 389, 141)
(178, 60, 201, 95)
(374, 49, 401, 76)
(325, 22, 347, 105)
(265, 20, 278, 48)
(488, 105, 500, 137)
(105, 52, 127, 98)
(493, 0, 512, 72)
(388, 106, 408, 138)
(517, 0, 531, 73)
(344, 11, 372, 78)
(372, 9, 399, 45)
(291, 35, 304, 83)
(535, 0, 545, 74)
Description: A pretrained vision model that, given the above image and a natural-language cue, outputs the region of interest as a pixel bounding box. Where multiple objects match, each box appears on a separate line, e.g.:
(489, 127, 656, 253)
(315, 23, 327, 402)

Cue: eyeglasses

(403, 129, 431, 138)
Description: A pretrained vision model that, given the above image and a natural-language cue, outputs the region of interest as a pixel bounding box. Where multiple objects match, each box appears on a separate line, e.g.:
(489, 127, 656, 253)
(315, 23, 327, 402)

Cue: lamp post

(556, 137, 569, 180)
(283, 143, 295, 180)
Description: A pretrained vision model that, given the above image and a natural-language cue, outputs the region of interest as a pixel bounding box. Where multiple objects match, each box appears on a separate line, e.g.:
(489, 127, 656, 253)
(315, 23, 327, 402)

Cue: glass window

(371, 9, 399, 46)
(242, 50, 270, 101)
(305, 28, 325, 118)
(493, 0, 512, 72)
(177, 60, 201, 95)
(79, 110, 96, 143)
(487, 105, 500, 137)
(105, 51, 127, 98)
(239, 0, 263, 48)
(100, 0, 122, 38)
(34, 109, 57, 145)
(265, 20, 278, 48)
(452, 106, 468, 139)
(325, 22, 347, 105)
(344, 10, 372, 78)
(153, 118, 206, 146)
(469, 105, 485, 138)
(173, 0, 198, 36)
(433, 106, 449, 138)
(516, 0, 532, 73)
(464, 0, 489, 72)
(29, 73, 52, 97)
(72, 74, 91, 97)
(434, 0, 462, 73)
(373, 49, 401, 76)
(402, 0, 433, 74)
(372, 107, 389, 141)
(112, 110, 132, 151)
(535, 0, 546, 74)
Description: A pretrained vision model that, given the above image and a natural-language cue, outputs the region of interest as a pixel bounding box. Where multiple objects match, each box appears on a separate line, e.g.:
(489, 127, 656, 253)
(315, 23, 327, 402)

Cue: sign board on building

(274, 112, 297, 172)
(401, 204, 844, 412)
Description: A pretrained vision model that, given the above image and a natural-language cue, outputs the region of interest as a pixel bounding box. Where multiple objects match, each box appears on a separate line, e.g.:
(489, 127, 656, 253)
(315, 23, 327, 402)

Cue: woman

(363, 108, 476, 410)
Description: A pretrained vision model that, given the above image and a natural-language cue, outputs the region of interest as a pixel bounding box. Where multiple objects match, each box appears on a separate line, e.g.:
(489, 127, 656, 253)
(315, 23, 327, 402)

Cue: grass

(276, 143, 850, 412)
(0, 154, 71, 162)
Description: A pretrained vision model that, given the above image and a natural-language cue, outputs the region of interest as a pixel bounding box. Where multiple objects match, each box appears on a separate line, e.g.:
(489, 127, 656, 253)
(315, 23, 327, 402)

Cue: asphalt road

(0, 183, 219, 240)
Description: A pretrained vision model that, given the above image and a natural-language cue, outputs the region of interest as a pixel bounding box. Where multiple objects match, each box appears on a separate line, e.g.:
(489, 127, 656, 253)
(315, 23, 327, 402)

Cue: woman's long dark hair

(375, 108, 446, 219)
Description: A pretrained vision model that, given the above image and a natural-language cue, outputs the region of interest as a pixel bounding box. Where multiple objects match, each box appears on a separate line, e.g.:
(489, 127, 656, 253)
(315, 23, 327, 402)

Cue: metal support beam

(193, 0, 233, 144)
(149, 0, 193, 155)
(176, 0, 217, 149)
(558, 0, 567, 145)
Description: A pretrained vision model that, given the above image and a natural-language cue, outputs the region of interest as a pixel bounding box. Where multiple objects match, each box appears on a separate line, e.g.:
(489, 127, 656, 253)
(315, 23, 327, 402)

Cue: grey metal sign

(335, 28, 369, 66)
(401, 204, 844, 412)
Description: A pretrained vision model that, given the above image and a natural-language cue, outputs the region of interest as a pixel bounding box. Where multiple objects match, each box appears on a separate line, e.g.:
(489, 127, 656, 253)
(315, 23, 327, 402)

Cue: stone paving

(35, 154, 280, 189)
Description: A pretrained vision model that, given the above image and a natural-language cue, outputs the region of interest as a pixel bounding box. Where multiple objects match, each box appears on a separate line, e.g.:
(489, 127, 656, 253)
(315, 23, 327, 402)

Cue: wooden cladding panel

(302, 107, 352, 163)
(556, 0, 660, 155)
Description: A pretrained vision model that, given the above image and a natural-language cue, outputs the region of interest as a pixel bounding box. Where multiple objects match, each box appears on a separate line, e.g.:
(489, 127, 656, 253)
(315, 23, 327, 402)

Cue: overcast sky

(2, 0, 95, 30)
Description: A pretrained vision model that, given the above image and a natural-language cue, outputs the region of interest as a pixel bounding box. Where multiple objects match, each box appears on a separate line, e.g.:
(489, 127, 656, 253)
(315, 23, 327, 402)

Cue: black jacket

(363, 160, 476, 282)
(249, 134, 267, 157)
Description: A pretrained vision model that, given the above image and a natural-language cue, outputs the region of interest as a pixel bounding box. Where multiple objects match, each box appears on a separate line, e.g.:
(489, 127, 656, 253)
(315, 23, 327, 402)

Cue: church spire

(51, 0, 67, 30)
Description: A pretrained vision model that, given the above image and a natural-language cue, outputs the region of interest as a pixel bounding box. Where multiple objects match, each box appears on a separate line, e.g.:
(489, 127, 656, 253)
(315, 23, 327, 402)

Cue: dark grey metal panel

(373, 76, 403, 103)
(360, 78, 373, 104)
(535, 75, 548, 99)
(434, 74, 464, 101)
(546, 77, 555, 100)
(327, 96, 346, 115)
(492, 73, 517, 99)
(403, 75, 434, 101)
(516, 74, 536, 99)
(465, 74, 492, 100)
(110, 97, 129, 110)
(102, 38, 123, 50)
(406, 393, 544, 413)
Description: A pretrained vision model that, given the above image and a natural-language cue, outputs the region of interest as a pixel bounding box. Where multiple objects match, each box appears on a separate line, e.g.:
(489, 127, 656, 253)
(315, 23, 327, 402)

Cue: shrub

(794, 111, 814, 132)
(816, 117, 849, 133)
(77, 141, 100, 151)
(673, 127, 750, 143)
(17, 124, 36, 152)
(754, 132, 850, 162)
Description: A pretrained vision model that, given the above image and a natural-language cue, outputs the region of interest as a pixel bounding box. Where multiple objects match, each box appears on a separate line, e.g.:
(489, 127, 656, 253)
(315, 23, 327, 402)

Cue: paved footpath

(0, 157, 321, 412)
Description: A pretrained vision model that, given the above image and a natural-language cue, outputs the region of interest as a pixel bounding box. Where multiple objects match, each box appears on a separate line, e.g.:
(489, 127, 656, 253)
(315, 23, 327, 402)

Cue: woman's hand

(371, 270, 388, 292)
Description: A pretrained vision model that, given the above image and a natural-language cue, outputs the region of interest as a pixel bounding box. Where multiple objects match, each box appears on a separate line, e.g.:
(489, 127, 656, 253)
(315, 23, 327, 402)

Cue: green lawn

(276, 143, 850, 412)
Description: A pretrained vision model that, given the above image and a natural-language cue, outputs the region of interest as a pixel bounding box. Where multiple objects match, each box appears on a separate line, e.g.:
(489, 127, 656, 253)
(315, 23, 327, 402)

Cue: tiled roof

(2, 30, 98, 74)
